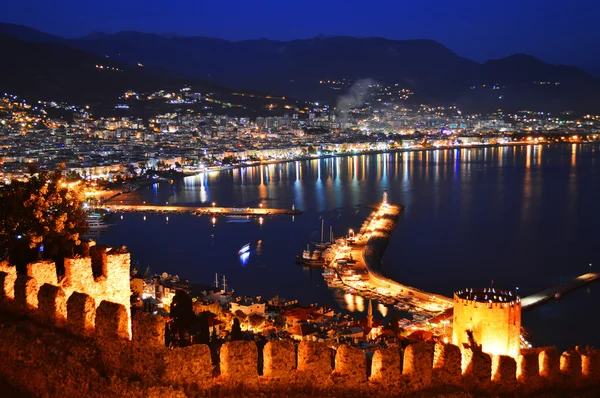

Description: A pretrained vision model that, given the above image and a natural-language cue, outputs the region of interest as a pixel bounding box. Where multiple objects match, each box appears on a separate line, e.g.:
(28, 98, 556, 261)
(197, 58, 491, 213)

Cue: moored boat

(238, 243, 250, 255)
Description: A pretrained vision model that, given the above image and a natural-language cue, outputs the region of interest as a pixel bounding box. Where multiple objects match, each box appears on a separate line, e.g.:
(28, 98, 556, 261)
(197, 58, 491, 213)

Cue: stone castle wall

(0, 246, 132, 338)
(0, 253, 599, 396)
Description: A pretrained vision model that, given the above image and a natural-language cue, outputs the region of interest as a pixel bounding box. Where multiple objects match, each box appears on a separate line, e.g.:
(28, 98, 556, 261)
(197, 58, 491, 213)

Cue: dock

(521, 273, 600, 310)
(323, 202, 453, 312)
(104, 204, 302, 216)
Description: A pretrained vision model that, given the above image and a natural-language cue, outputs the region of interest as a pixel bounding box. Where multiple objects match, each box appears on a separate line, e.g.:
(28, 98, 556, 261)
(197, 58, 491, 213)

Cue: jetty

(521, 272, 600, 310)
(103, 204, 302, 216)
(323, 200, 453, 312)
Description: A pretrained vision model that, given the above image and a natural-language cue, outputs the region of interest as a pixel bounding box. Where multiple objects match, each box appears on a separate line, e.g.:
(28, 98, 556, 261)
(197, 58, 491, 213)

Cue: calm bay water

(97, 144, 600, 350)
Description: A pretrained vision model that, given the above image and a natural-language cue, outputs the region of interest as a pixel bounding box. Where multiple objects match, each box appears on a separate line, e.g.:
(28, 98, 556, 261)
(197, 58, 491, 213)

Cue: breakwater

(337, 203, 452, 307)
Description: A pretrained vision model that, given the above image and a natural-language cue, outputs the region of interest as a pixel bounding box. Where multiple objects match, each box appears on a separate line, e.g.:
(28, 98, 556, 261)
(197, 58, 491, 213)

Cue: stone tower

(452, 288, 521, 358)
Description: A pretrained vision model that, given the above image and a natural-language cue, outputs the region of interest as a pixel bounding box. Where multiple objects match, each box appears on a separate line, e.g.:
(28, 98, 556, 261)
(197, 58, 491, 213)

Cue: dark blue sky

(3, 0, 599, 68)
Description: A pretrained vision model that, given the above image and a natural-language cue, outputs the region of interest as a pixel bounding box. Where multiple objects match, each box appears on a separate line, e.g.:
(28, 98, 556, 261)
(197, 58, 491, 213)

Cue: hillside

(2, 23, 600, 112)
(0, 34, 179, 104)
(0, 34, 298, 117)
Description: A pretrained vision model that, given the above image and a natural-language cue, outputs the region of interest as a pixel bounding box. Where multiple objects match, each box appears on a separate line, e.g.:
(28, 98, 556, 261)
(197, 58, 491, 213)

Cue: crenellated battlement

(0, 245, 131, 339)
(0, 255, 598, 396)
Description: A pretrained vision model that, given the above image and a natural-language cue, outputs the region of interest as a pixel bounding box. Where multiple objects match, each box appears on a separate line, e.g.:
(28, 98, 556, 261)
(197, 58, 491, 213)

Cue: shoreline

(183, 140, 591, 179)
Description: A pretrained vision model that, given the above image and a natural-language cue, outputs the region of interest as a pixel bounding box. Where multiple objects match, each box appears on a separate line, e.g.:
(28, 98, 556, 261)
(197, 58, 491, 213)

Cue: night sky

(3, 0, 600, 69)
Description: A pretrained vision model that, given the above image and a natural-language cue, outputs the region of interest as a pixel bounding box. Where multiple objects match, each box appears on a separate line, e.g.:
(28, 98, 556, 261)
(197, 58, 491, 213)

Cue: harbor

(296, 195, 455, 333)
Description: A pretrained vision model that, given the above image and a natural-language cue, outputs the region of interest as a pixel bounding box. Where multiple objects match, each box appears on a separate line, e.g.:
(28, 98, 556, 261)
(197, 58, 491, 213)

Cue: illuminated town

(2, 2, 600, 395)
(0, 92, 598, 182)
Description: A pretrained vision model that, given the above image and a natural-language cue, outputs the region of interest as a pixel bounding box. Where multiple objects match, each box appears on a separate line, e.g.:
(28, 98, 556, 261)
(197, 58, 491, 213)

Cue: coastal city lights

(1, 2, 600, 397)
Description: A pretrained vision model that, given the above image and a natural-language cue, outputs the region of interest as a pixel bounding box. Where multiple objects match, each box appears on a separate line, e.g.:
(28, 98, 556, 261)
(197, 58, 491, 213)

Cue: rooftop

(455, 287, 518, 304)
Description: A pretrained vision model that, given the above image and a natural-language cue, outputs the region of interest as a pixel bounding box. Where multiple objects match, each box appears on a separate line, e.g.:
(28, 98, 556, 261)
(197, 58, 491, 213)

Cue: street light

(212, 202, 216, 207)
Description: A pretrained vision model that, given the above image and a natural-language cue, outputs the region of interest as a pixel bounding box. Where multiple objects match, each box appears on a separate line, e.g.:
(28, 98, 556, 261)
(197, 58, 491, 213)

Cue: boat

(226, 219, 252, 223)
(295, 255, 325, 267)
(295, 245, 325, 266)
(238, 243, 250, 255)
(554, 292, 562, 300)
(87, 213, 110, 230)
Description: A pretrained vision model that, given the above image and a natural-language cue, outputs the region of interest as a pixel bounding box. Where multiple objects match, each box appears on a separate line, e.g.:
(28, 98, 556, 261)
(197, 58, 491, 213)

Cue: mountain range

(1, 23, 599, 113)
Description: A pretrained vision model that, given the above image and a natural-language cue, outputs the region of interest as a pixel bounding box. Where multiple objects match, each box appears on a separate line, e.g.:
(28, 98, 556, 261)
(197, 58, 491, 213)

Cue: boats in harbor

(86, 213, 110, 230)
(238, 243, 251, 255)
(296, 245, 325, 267)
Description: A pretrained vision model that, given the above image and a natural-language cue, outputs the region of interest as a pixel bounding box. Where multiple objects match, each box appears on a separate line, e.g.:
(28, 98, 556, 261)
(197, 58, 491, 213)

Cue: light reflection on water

(97, 144, 600, 350)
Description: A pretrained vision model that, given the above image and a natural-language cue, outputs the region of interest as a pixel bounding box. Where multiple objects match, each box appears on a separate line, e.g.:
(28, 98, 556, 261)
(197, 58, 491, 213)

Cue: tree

(197, 311, 210, 345)
(211, 326, 218, 342)
(170, 290, 195, 345)
(0, 166, 88, 271)
(234, 309, 247, 320)
(231, 318, 243, 341)
(387, 312, 400, 335)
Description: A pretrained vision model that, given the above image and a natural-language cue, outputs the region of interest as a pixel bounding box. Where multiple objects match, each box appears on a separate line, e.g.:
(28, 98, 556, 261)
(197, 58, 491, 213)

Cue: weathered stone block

(63, 257, 95, 291)
(37, 283, 67, 327)
(403, 342, 434, 390)
(132, 311, 165, 349)
(67, 292, 96, 337)
(220, 340, 258, 381)
(95, 300, 130, 341)
(297, 340, 332, 377)
(461, 347, 492, 391)
(0, 262, 17, 301)
(164, 344, 212, 387)
(14, 275, 38, 312)
(62, 251, 132, 337)
(433, 343, 462, 386)
(263, 339, 296, 378)
(581, 349, 600, 385)
(517, 351, 540, 386)
(560, 350, 581, 386)
(492, 355, 516, 392)
(371, 347, 402, 386)
(539, 347, 560, 383)
(333, 344, 367, 383)
(26, 261, 58, 287)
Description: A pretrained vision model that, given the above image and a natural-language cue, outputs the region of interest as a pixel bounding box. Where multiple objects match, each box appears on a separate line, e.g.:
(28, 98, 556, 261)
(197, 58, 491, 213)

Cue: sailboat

(313, 223, 334, 250)
(214, 273, 235, 297)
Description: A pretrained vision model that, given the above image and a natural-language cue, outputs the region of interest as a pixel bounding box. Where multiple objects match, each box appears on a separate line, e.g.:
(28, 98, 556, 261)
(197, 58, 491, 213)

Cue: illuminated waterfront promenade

(104, 204, 302, 216)
(325, 201, 453, 312)
(521, 272, 600, 309)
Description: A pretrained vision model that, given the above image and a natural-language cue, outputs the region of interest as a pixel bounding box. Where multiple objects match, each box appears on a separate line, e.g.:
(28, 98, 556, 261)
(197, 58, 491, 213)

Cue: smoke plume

(335, 78, 378, 125)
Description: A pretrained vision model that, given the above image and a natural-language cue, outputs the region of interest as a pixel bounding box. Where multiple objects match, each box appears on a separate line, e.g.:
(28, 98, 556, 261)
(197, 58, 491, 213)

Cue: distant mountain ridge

(0, 33, 221, 105)
(1, 23, 599, 112)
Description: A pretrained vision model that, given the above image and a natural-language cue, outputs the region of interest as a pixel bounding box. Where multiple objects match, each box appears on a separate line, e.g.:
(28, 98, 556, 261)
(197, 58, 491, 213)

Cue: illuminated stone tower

(452, 288, 521, 358)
